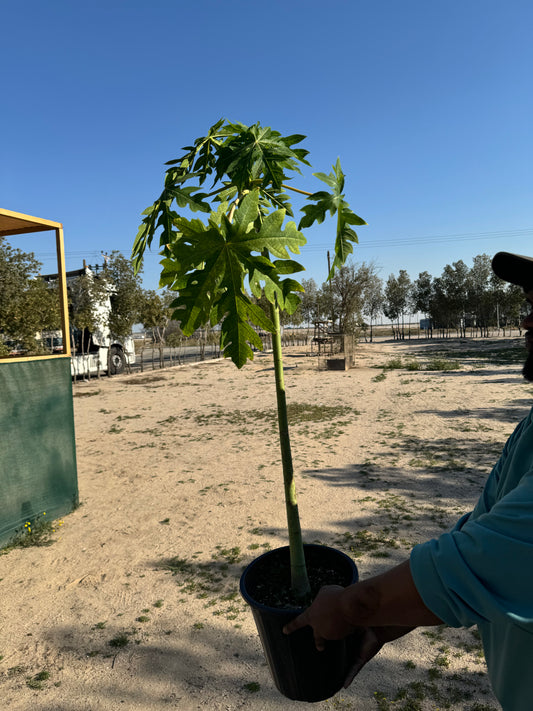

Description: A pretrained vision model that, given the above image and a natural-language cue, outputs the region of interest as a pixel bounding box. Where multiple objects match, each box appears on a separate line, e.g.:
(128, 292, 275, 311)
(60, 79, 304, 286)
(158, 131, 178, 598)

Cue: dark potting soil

(247, 547, 354, 610)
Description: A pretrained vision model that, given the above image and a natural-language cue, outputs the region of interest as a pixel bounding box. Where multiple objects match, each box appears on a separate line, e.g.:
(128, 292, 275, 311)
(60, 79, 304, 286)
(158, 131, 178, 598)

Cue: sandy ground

(2, 337, 530, 711)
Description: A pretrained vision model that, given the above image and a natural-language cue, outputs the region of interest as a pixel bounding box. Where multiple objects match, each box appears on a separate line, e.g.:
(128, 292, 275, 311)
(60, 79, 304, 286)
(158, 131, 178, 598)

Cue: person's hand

(343, 626, 414, 687)
(283, 585, 357, 651)
(283, 576, 419, 686)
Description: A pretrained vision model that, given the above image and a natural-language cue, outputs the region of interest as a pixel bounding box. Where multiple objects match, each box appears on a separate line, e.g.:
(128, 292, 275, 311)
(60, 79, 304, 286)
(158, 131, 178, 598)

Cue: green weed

(161, 547, 248, 621)
(1, 512, 63, 553)
(333, 529, 400, 558)
(383, 357, 404, 370)
(194, 403, 359, 428)
(242, 682, 261, 693)
(372, 372, 387, 382)
(108, 632, 130, 648)
(425, 357, 460, 371)
(26, 670, 50, 690)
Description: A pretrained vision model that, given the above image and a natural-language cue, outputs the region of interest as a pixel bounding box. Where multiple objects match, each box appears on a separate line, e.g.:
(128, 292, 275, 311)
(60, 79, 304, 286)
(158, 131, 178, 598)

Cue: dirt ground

(2, 337, 530, 710)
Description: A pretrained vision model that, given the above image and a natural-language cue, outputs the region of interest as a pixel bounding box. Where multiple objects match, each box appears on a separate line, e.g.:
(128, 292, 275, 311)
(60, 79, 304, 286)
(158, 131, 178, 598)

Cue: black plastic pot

(240, 544, 359, 702)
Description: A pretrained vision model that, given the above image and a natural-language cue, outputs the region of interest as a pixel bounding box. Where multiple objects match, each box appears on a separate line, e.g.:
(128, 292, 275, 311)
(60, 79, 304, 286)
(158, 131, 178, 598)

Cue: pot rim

(239, 543, 357, 614)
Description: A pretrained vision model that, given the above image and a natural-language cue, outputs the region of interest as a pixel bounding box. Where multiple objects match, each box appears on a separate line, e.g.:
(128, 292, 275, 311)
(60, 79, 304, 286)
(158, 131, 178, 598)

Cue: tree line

(1, 239, 528, 356)
(288, 254, 527, 341)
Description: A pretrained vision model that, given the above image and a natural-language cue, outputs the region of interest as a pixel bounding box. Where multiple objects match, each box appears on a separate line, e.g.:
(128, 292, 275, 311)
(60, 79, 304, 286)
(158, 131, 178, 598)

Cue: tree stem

(270, 302, 311, 601)
(281, 184, 314, 197)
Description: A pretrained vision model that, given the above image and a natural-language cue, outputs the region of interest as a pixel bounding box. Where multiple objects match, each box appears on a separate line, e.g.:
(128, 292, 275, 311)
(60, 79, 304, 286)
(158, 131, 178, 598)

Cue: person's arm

(284, 560, 442, 650)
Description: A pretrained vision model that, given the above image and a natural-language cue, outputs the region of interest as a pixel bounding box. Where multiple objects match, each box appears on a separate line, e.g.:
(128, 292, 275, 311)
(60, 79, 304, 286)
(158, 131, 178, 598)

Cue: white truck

(44, 264, 136, 377)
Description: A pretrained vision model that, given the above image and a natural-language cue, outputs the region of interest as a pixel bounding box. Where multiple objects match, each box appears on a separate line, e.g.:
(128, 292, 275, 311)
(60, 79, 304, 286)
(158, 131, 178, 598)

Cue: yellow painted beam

(0, 208, 71, 361)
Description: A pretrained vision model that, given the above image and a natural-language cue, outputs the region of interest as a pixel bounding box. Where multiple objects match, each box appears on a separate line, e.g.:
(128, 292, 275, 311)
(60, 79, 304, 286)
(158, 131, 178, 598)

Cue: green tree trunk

(270, 303, 311, 601)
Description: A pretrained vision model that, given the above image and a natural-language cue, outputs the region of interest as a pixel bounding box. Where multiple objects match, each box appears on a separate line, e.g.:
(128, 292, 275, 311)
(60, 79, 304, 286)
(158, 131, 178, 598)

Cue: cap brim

(492, 252, 533, 291)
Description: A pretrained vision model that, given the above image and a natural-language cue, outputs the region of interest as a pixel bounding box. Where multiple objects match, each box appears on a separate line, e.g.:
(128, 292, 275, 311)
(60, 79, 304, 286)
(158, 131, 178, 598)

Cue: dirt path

(1, 338, 529, 710)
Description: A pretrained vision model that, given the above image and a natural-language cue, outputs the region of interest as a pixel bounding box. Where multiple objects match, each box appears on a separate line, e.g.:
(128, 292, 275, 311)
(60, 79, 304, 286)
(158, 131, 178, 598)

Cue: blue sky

(2, 0, 532, 291)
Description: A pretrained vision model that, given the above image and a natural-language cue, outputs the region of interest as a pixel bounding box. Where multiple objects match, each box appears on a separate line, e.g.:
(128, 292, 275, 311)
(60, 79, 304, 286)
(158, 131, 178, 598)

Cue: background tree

(0, 237, 60, 352)
(299, 278, 325, 328)
(411, 271, 434, 337)
(165, 326, 184, 348)
(324, 260, 374, 334)
(467, 254, 493, 336)
(102, 251, 144, 339)
(383, 270, 411, 339)
(435, 260, 470, 337)
(25, 279, 61, 348)
(499, 283, 526, 334)
(361, 272, 383, 342)
(139, 289, 175, 343)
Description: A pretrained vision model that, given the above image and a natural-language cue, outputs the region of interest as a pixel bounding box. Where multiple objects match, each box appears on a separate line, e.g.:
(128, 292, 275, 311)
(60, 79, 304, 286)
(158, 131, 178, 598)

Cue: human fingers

(283, 610, 310, 636)
(343, 629, 382, 687)
(283, 611, 329, 651)
(283, 585, 344, 636)
(343, 626, 415, 688)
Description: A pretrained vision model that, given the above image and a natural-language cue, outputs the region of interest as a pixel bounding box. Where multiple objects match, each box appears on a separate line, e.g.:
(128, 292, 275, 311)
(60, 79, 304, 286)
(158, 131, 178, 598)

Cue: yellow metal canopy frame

(0, 208, 71, 360)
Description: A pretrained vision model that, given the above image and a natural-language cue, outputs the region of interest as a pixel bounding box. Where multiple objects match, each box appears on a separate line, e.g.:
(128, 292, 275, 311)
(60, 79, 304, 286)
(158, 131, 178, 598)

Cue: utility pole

(327, 251, 334, 331)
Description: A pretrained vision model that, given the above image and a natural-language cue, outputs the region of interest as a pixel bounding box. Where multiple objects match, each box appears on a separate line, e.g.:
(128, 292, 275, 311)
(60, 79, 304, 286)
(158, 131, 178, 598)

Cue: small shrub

(425, 358, 460, 371)
(242, 681, 261, 693)
(383, 357, 403, 370)
(1, 512, 63, 554)
(108, 633, 130, 648)
(26, 670, 50, 689)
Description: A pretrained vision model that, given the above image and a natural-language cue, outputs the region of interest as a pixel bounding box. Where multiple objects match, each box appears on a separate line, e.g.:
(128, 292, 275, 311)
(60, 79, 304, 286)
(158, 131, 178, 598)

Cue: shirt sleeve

(410, 418, 533, 631)
(471, 415, 529, 517)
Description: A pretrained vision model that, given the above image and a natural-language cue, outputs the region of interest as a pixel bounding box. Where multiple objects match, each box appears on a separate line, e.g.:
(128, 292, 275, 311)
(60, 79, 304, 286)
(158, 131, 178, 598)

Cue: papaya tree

(132, 119, 366, 601)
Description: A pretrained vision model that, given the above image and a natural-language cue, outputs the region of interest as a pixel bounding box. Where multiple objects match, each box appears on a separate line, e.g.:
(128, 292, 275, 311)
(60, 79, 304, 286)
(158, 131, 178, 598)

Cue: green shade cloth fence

(0, 357, 78, 547)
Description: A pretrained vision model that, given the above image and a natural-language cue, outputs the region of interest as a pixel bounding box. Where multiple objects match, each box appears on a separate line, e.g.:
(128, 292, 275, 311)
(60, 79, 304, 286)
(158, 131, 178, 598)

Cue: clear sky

(2, 0, 532, 291)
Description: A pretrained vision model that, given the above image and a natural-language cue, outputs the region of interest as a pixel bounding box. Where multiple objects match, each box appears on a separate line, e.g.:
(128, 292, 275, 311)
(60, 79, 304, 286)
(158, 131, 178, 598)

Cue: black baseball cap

(492, 252, 533, 292)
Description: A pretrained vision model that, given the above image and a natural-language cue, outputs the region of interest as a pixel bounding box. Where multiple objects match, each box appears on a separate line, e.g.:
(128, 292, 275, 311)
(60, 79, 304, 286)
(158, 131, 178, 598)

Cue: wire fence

(135, 344, 221, 372)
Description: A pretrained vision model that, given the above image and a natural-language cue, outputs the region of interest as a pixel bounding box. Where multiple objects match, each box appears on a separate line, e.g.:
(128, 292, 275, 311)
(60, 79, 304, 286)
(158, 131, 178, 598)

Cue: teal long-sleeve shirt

(410, 407, 533, 711)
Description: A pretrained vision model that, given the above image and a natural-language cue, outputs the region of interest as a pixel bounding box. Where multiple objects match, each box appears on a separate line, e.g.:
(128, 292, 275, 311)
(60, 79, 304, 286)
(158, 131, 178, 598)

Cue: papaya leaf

(260, 187, 295, 216)
(132, 220, 153, 273)
(272, 259, 305, 275)
(155, 190, 309, 367)
(297, 158, 367, 275)
(234, 205, 306, 260)
(329, 201, 366, 277)
(283, 291, 302, 315)
(164, 186, 211, 213)
(216, 123, 310, 193)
